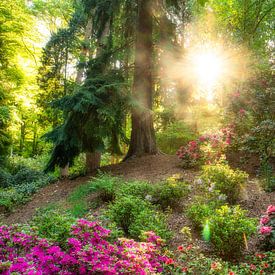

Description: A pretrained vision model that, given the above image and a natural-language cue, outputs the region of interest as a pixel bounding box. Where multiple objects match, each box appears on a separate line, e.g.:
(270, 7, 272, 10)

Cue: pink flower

(260, 216, 270, 225)
(239, 109, 246, 116)
(250, 264, 256, 271)
(266, 205, 275, 214)
(260, 226, 272, 235)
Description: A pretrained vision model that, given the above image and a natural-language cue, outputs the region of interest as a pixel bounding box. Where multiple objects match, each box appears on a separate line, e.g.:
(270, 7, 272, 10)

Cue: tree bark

(86, 152, 101, 173)
(125, 0, 157, 159)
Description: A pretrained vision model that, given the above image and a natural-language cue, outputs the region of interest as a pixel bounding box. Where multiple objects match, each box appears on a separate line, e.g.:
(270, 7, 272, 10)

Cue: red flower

(211, 262, 218, 270)
(263, 263, 269, 269)
(177, 245, 184, 252)
(182, 267, 188, 272)
(228, 271, 235, 275)
(165, 258, 174, 265)
(187, 245, 192, 250)
(256, 253, 266, 259)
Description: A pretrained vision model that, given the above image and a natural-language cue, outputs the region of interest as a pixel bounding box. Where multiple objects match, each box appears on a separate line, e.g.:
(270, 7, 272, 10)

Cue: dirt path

(2, 155, 193, 225)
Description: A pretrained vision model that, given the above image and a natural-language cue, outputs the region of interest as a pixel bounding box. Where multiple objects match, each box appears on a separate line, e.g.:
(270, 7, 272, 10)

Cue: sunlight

(189, 48, 226, 102)
(193, 50, 223, 87)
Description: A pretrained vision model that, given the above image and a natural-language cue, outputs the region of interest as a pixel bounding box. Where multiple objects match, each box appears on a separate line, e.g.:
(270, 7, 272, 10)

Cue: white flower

(145, 194, 153, 202)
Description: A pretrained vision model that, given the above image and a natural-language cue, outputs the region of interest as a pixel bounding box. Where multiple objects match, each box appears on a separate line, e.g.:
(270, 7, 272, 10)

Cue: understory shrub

(208, 205, 257, 258)
(0, 164, 55, 211)
(31, 208, 76, 248)
(164, 243, 275, 274)
(0, 220, 169, 274)
(157, 121, 197, 154)
(176, 126, 234, 168)
(201, 163, 248, 204)
(258, 205, 275, 251)
(86, 174, 189, 210)
(152, 177, 190, 210)
(106, 196, 171, 240)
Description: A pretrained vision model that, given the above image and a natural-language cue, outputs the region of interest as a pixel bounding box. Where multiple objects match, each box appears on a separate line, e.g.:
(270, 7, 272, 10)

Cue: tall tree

(125, 0, 157, 158)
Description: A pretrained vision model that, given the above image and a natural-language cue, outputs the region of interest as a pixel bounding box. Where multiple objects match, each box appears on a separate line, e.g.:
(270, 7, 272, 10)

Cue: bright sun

(189, 49, 226, 102)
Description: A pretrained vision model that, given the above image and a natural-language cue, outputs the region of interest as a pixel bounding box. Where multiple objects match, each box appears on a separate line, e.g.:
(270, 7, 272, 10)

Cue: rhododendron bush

(176, 126, 234, 167)
(0, 220, 169, 274)
(258, 205, 275, 250)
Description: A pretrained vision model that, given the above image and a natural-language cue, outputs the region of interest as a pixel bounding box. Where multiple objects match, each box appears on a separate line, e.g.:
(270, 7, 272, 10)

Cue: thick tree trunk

(125, 0, 157, 159)
(86, 152, 101, 174)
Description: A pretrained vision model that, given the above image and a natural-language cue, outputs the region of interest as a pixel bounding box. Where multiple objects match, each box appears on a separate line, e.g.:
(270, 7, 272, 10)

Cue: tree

(125, 0, 157, 159)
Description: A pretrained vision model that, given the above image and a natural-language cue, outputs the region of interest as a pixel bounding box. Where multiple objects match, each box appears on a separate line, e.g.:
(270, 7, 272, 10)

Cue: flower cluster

(258, 205, 275, 250)
(0, 220, 168, 274)
(176, 126, 234, 167)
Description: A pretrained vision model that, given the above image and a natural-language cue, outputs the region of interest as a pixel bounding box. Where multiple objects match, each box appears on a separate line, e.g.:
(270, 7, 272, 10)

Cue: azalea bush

(0, 220, 169, 274)
(258, 205, 275, 250)
(201, 163, 248, 204)
(176, 126, 234, 168)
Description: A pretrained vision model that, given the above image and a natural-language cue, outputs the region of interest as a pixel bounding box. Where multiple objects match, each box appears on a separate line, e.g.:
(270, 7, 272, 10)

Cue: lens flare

(202, 220, 211, 242)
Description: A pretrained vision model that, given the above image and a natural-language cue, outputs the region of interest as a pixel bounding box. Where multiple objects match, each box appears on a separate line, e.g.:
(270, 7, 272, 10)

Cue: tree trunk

(125, 0, 157, 159)
(86, 152, 101, 174)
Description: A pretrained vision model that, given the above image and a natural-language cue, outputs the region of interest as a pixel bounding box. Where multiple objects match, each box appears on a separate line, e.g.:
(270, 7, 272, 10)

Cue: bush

(0, 188, 24, 211)
(106, 196, 171, 240)
(152, 179, 190, 210)
(201, 164, 248, 204)
(208, 205, 256, 258)
(258, 205, 275, 251)
(157, 121, 197, 154)
(31, 208, 76, 248)
(187, 191, 226, 228)
(116, 180, 154, 200)
(0, 220, 169, 274)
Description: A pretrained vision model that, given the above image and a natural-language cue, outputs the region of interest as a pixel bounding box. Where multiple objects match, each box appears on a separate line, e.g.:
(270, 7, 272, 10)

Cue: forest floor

(2, 154, 275, 254)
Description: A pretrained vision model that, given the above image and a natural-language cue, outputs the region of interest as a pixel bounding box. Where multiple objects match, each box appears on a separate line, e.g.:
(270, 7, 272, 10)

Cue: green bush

(106, 196, 170, 240)
(187, 192, 226, 228)
(0, 188, 24, 211)
(89, 174, 121, 202)
(201, 164, 248, 204)
(156, 121, 197, 154)
(31, 208, 76, 248)
(116, 180, 153, 200)
(208, 205, 256, 258)
(152, 180, 190, 210)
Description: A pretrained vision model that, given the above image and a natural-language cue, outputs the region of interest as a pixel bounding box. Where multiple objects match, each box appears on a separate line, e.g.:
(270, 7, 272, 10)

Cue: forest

(0, 0, 274, 274)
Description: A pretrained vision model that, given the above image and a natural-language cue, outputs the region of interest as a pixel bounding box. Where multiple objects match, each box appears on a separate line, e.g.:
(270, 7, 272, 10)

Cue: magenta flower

(260, 226, 272, 235)
(266, 205, 275, 215)
(260, 216, 270, 225)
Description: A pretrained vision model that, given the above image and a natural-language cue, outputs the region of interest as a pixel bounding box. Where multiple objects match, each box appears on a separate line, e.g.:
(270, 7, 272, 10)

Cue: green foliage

(156, 121, 197, 154)
(209, 205, 256, 258)
(201, 164, 248, 204)
(31, 207, 75, 248)
(106, 195, 171, 240)
(187, 202, 215, 229)
(0, 188, 24, 211)
(0, 159, 55, 211)
(152, 179, 190, 210)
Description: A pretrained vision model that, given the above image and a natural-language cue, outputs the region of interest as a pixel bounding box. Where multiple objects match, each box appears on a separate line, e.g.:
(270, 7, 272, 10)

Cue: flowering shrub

(201, 163, 248, 204)
(164, 245, 275, 275)
(176, 127, 234, 168)
(0, 219, 169, 274)
(258, 205, 275, 250)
